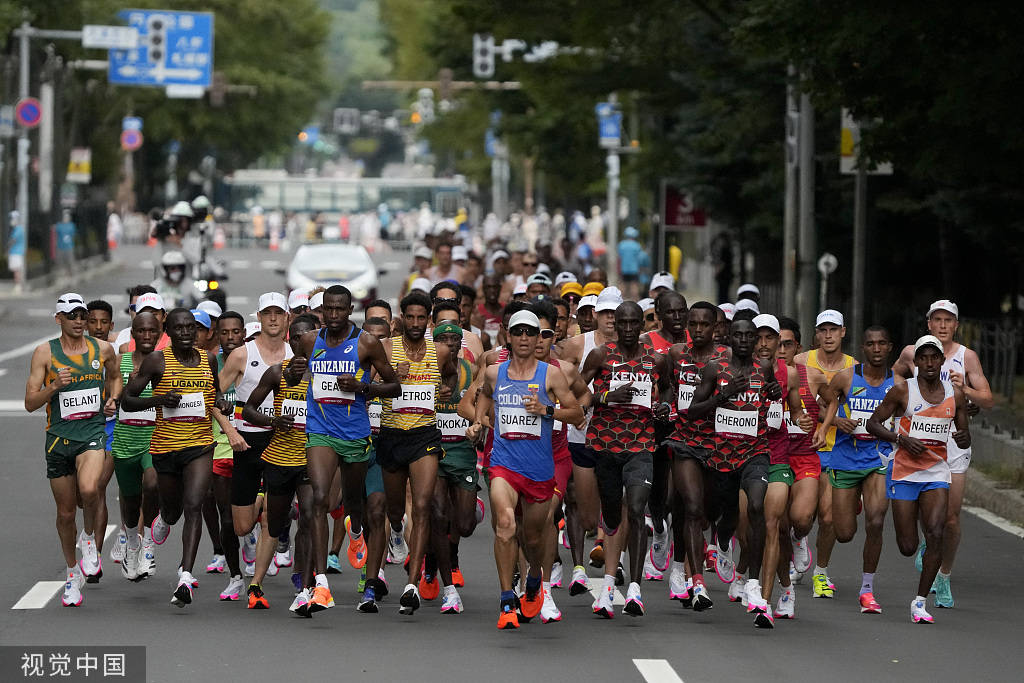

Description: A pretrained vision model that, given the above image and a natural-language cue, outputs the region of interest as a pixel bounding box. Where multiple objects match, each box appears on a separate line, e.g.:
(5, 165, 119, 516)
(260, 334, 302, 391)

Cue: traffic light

(147, 15, 166, 65)
(473, 33, 495, 78)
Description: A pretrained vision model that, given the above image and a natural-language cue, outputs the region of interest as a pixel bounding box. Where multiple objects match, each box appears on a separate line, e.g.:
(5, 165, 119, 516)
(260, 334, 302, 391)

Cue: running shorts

(489, 465, 555, 505)
(439, 440, 479, 491)
(113, 452, 154, 497)
(375, 425, 441, 473)
(830, 465, 886, 489)
(152, 444, 213, 476)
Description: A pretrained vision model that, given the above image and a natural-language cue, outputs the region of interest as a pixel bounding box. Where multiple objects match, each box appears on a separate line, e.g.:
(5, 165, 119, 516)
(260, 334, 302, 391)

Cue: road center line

(0, 335, 54, 364)
(633, 659, 684, 683)
(589, 586, 626, 605)
(964, 505, 1024, 539)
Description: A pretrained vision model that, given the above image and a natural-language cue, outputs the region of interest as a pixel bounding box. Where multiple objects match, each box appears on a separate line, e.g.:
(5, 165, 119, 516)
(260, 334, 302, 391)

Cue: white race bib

(850, 410, 876, 440)
(677, 383, 695, 412)
(281, 399, 307, 429)
(609, 377, 653, 409)
(715, 407, 758, 439)
(437, 411, 469, 442)
(163, 392, 206, 422)
(498, 406, 542, 440)
(766, 401, 783, 430)
(909, 415, 953, 446)
(368, 401, 382, 434)
(237, 395, 274, 431)
(59, 387, 101, 420)
(118, 405, 156, 427)
(393, 384, 435, 415)
(312, 374, 355, 405)
(553, 402, 563, 433)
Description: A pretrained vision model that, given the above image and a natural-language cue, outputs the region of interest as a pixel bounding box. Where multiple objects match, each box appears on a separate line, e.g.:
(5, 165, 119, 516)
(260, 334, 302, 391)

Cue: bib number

(59, 387, 101, 420)
(118, 405, 156, 427)
(766, 401, 783, 430)
(312, 374, 355, 405)
(163, 392, 206, 422)
(393, 384, 435, 415)
(281, 399, 307, 430)
(909, 415, 953, 447)
(236, 396, 274, 431)
(677, 383, 695, 412)
(437, 411, 469, 442)
(850, 410, 876, 440)
(715, 407, 758, 439)
(368, 401, 382, 435)
(609, 378, 652, 409)
(498, 406, 541, 440)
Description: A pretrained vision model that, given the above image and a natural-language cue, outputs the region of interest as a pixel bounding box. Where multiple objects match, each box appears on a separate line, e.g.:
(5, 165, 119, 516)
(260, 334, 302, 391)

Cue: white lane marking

(589, 586, 626, 605)
(259, 260, 280, 270)
(12, 581, 65, 609)
(226, 296, 251, 305)
(27, 309, 55, 317)
(633, 660, 684, 683)
(0, 335, 54, 364)
(229, 259, 251, 268)
(104, 524, 118, 543)
(139, 260, 153, 270)
(964, 505, 1024, 539)
(0, 369, 7, 377)
(100, 294, 127, 303)
(382, 261, 402, 270)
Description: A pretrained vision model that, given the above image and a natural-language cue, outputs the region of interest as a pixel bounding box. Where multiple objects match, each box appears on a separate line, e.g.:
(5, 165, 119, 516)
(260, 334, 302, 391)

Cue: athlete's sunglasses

(509, 326, 539, 337)
(61, 310, 87, 320)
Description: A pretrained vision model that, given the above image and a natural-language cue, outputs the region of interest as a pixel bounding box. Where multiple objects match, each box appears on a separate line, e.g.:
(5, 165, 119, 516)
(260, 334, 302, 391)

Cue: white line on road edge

(12, 582, 65, 609)
(964, 505, 1024, 539)
(633, 659, 684, 683)
(589, 586, 626, 605)
(11, 526, 116, 609)
(0, 335, 53, 364)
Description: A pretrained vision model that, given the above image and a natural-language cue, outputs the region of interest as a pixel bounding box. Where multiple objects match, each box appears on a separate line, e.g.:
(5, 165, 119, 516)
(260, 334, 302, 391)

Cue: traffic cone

(213, 226, 226, 250)
(269, 228, 279, 251)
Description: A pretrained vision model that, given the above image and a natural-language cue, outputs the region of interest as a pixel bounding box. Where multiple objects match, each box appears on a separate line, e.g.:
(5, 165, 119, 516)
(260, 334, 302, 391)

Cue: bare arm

(242, 364, 287, 430)
(891, 345, 915, 379)
(24, 344, 60, 413)
(364, 334, 401, 399)
(812, 367, 852, 449)
(960, 349, 993, 409)
(951, 385, 972, 449)
(526, 364, 583, 425)
(218, 344, 248, 394)
(686, 365, 722, 421)
(123, 352, 174, 412)
(865, 383, 907, 445)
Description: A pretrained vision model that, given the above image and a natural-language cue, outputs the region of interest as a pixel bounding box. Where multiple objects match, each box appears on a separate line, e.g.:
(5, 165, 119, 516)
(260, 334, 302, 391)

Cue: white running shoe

(241, 525, 259, 564)
(791, 532, 812, 574)
(440, 586, 464, 614)
(171, 571, 195, 607)
(541, 588, 562, 622)
(398, 583, 420, 615)
(911, 597, 934, 624)
(592, 585, 615, 618)
(728, 576, 746, 603)
(151, 515, 170, 545)
(643, 552, 664, 581)
(569, 565, 589, 596)
(177, 566, 199, 587)
(78, 532, 101, 582)
(388, 522, 409, 565)
(651, 525, 671, 571)
(206, 554, 227, 573)
(691, 582, 713, 611)
(789, 561, 804, 585)
(138, 537, 156, 579)
(110, 529, 127, 564)
(275, 546, 294, 568)
(120, 540, 141, 581)
(62, 566, 85, 607)
(745, 579, 768, 613)
(219, 574, 245, 601)
(774, 588, 795, 619)
(550, 561, 563, 588)
(243, 559, 255, 577)
(668, 563, 688, 600)
(267, 558, 279, 577)
(715, 539, 735, 583)
(290, 588, 311, 616)
(623, 582, 645, 617)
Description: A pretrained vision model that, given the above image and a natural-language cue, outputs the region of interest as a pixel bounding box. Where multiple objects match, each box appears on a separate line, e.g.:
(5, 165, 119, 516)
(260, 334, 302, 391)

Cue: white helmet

(191, 195, 211, 210)
(161, 251, 186, 267)
(170, 201, 194, 218)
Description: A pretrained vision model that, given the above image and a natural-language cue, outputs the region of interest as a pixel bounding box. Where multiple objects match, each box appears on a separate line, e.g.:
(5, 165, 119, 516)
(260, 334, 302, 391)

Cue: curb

(965, 468, 1024, 527)
(0, 257, 122, 299)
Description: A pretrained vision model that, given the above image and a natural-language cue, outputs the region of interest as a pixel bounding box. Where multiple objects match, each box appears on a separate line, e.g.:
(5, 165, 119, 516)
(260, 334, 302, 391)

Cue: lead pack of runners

(25, 234, 991, 628)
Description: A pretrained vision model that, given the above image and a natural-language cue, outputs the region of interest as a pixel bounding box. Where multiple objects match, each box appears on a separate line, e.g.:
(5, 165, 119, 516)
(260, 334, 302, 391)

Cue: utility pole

(606, 148, 619, 282)
(782, 66, 799, 317)
(851, 163, 867, 352)
(797, 89, 817, 338)
(17, 21, 30, 252)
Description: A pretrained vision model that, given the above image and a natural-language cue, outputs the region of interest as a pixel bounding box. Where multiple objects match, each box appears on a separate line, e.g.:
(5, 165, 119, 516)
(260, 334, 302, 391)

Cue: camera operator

(150, 250, 203, 309)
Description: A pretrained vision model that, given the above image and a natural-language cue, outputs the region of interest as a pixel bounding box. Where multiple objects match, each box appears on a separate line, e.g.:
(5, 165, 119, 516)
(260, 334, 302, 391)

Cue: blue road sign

(122, 116, 143, 131)
(595, 102, 621, 149)
(484, 128, 497, 158)
(109, 10, 213, 88)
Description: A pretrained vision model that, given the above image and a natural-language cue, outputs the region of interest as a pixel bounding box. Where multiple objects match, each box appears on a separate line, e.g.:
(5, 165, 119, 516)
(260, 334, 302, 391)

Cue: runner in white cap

(648, 271, 675, 298)
(196, 300, 223, 323)
(735, 299, 760, 315)
(638, 298, 657, 331)
(287, 290, 310, 318)
(526, 273, 552, 298)
(736, 283, 760, 303)
(891, 300, 992, 608)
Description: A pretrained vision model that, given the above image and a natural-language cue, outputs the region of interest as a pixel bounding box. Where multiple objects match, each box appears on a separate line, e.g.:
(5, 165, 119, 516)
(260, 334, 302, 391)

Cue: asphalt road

(0, 243, 1022, 683)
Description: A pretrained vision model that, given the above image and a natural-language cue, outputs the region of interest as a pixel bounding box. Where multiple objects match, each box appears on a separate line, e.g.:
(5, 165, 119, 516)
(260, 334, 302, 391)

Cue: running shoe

(589, 541, 605, 569)
(692, 582, 713, 611)
(219, 575, 245, 601)
(789, 561, 804, 585)
(745, 579, 768, 613)
(62, 566, 85, 607)
(120, 541, 141, 581)
(138, 537, 156, 579)
(624, 582, 645, 617)
(357, 586, 379, 613)
(651, 526, 671, 572)
(440, 586, 464, 614)
(388, 522, 409, 565)
(243, 559, 255, 577)
(497, 597, 519, 629)
(452, 567, 465, 588)
(791, 531, 812, 574)
(643, 552, 664, 581)
(358, 566, 367, 593)
(914, 541, 926, 573)
(812, 573, 835, 599)
(775, 588, 795, 619)
(241, 524, 258, 564)
(171, 571, 195, 607)
(151, 514, 170, 545)
(78, 532, 102, 583)
(592, 585, 615, 619)
(275, 544, 293, 569)
(373, 572, 390, 598)
(206, 554, 227, 573)
(177, 566, 200, 587)
(399, 583, 421, 615)
(911, 597, 934, 624)
(247, 583, 269, 609)
(326, 552, 342, 574)
(715, 540, 735, 583)
(932, 573, 954, 608)
(309, 585, 335, 612)
(291, 572, 303, 593)
(475, 497, 485, 524)
(615, 562, 625, 587)
(110, 529, 127, 565)
(540, 588, 562, 623)
(859, 592, 882, 614)
(704, 543, 718, 573)
(519, 583, 544, 621)
(550, 561, 563, 588)
(266, 558, 279, 577)
(669, 565, 688, 600)
(681, 578, 695, 608)
(418, 572, 441, 601)
(728, 576, 746, 603)
(569, 565, 589, 596)
(345, 517, 367, 569)
(754, 610, 775, 629)
(290, 588, 312, 617)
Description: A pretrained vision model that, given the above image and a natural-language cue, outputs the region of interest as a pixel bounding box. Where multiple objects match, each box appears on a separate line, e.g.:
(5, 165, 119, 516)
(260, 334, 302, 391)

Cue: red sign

(663, 183, 707, 228)
(15, 97, 42, 128)
(120, 129, 143, 152)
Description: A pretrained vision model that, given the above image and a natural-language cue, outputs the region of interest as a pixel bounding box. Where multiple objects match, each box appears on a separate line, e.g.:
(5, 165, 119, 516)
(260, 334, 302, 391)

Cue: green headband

(432, 321, 463, 339)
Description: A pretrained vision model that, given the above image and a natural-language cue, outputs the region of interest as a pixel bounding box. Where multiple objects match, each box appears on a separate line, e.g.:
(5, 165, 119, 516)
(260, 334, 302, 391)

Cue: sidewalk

(0, 254, 121, 301)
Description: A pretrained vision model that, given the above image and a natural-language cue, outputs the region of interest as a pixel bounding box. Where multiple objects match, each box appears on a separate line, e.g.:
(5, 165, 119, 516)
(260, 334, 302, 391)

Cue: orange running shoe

(247, 584, 269, 610)
(418, 572, 441, 601)
(345, 516, 367, 569)
(518, 585, 543, 621)
(308, 585, 335, 613)
(451, 567, 465, 588)
(497, 599, 520, 630)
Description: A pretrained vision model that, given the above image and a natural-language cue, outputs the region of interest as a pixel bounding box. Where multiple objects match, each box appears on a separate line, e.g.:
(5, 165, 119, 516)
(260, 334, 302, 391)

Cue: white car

(283, 243, 380, 308)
